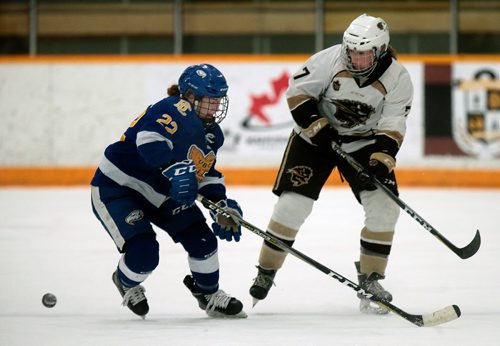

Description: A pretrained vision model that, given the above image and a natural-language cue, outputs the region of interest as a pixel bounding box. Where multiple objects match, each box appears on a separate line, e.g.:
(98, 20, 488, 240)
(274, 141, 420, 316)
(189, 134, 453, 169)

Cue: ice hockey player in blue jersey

(90, 64, 247, 319)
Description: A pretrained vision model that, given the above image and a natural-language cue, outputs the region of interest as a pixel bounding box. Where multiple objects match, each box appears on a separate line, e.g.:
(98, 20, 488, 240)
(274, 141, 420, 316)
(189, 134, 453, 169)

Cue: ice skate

(355, 261, 392, 315)
(249, 265, 277, 306)
(112, 270, 149, 318)
(183, 275, 247, 318)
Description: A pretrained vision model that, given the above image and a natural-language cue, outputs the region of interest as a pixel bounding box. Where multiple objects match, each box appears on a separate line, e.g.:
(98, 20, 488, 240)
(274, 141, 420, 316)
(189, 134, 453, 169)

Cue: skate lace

(366, 280, 383, 293)
(253, 273, 275, 289)
(205, 290, 232, 312)
(122, 285, 146, 306)
(365, 280, 391, 300)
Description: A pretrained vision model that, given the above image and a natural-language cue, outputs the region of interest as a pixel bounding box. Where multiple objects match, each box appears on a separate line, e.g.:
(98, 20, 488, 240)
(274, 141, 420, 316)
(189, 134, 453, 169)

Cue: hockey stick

(197, 194, 461, 327)
(331, 142, 481, 260)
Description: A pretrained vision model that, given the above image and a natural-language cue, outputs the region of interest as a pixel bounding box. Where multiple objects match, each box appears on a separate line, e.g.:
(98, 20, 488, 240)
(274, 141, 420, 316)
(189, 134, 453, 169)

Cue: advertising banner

(0, 59, 422, 167)
(1, 56, 499, 187)
(452, 63, 500, 158)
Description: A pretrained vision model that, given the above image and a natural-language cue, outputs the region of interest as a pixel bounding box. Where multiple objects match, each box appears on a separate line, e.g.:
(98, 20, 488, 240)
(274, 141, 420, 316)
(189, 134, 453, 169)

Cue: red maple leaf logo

(248, 71, 290, 125)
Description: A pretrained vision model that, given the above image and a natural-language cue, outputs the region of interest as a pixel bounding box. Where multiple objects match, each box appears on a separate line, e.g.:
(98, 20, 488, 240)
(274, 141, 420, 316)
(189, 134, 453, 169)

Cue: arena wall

(1, 55, 499, 187)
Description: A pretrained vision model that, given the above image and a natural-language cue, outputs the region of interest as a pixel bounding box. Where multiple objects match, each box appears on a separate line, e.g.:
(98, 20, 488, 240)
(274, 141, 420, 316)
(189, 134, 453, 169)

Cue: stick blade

(421, 305, 461, 327)
(457, 229, 481, 259)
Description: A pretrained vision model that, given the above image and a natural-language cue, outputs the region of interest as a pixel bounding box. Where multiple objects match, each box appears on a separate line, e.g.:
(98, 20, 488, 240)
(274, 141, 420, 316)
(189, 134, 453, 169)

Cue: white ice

(0, 186, 499, 346)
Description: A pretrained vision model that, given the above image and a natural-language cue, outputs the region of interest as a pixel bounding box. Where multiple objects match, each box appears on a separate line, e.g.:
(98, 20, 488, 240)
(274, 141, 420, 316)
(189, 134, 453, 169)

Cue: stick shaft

(330, 142, 480, 259)
(197, 194, 460, 327)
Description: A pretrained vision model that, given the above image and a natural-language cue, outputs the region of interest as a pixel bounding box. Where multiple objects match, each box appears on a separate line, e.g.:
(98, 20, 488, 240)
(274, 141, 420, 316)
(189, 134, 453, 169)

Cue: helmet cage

(194, 95, 229, 126)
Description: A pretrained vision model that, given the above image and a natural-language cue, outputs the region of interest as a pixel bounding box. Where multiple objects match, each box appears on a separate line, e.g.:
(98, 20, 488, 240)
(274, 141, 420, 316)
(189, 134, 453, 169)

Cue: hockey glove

(162, 160, 198, 205)
(209, 199, 243, 242)
(302, 117, 337, 150)
(358, 152, 396, 187)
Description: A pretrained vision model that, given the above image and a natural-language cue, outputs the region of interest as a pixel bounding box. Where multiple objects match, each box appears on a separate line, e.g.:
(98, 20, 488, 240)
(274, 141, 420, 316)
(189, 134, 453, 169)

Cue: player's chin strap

(196, 194, 461, 328)
(330, 142, 481, 260)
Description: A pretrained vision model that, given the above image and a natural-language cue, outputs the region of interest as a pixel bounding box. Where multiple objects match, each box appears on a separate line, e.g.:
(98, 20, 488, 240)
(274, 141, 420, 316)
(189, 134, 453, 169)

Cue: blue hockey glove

(162, 160, 198, 205)
(209, 199, 243, 242)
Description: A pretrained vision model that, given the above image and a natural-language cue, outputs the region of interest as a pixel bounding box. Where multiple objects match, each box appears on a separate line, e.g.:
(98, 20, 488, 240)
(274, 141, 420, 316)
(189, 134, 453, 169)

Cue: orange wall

(1, 166, 499, 188)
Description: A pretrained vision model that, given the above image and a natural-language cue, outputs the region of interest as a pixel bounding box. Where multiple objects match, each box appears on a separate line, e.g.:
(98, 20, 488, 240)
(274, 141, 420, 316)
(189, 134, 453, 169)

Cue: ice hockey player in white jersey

(91, 64, 246, 319)
(250, 14, 413, 314)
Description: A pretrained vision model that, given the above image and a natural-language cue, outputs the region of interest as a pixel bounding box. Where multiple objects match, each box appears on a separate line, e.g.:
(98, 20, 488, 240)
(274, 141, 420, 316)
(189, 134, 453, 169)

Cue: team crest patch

(125, 210, 144, 225)
(454, 69, 500, 157)
(188, 145, 216, 182)
(287, 165, 313, 187)
(333, 80, 341, 91)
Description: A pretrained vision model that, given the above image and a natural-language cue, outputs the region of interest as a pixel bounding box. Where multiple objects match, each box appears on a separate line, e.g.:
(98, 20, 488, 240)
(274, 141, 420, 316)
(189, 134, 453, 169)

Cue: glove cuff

(370, 152, 395, 172)
(215, 199, 228, 208)
(161, 159, 196, 180)
(302, 117, 329, 140)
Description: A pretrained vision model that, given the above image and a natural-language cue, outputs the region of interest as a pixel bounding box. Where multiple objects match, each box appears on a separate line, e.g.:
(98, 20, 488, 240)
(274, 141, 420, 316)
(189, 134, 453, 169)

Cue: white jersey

(287, 44, 413, 153)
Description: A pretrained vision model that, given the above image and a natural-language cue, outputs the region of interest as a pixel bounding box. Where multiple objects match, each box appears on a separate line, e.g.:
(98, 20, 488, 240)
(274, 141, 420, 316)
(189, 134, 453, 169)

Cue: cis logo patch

(287, 165, 313, 187)
(125, 209, 144, 225)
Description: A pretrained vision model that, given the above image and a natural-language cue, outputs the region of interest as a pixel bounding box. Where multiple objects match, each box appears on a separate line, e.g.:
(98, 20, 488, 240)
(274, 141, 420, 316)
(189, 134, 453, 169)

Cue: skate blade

(359, 299, 390, 315)
(206, 310, 248, 319)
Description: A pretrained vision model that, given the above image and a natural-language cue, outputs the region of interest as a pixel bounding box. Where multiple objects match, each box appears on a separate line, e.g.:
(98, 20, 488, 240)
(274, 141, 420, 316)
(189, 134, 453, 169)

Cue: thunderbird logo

(188, 145, 216, 182)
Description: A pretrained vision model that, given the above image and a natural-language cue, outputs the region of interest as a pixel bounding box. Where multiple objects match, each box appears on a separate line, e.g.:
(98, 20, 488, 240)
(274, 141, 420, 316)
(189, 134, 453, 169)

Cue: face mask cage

(194, 95, 229, 127)
(341, 43, 379, 79)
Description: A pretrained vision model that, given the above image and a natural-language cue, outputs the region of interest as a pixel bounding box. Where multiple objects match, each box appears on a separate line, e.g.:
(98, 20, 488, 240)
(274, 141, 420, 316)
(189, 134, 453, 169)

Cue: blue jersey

(91, 95, 226, 208)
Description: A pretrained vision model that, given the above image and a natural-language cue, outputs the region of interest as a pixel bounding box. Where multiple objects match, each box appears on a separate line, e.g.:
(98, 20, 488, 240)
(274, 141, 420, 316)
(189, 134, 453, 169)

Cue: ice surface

(0, 186, 499, 346)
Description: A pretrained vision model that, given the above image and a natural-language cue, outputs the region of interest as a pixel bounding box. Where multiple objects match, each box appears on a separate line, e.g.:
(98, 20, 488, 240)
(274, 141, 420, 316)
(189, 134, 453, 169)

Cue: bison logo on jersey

(332, 99, 375, 128)
(287, 165, 313, 187)
(188, 145, 216, 182)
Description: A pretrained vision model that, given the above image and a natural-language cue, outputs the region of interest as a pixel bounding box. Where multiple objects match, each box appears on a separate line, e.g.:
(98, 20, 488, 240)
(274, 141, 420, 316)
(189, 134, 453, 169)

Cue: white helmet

(341, 14, 390, 79)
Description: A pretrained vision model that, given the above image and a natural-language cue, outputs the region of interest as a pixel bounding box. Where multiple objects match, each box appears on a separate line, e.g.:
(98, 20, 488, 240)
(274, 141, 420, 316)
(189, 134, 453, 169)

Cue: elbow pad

(290, 98, 321, 128)
(374, 134, 400, 159)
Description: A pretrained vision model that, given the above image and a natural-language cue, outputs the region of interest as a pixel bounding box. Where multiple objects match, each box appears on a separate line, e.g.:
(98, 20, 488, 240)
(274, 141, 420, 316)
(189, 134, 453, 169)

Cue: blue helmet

(178, 64, 229, 125)
(178, 64, 228, 99)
